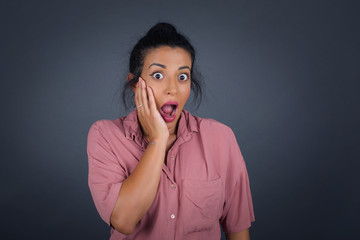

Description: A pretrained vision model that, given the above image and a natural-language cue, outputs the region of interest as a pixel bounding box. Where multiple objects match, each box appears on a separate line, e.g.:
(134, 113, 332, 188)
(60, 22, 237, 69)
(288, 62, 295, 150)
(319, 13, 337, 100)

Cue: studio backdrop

(1, 0, 359, 239)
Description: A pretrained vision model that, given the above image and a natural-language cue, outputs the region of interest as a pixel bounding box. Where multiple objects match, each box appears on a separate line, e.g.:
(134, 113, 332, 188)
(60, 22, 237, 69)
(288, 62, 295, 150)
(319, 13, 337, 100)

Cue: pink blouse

(87, 108, 255, 240)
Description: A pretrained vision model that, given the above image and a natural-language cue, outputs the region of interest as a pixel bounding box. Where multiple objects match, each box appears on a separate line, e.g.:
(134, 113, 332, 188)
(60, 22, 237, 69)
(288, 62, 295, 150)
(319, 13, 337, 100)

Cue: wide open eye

(151, 72, 163, 79)
(178, 73, 189, 81)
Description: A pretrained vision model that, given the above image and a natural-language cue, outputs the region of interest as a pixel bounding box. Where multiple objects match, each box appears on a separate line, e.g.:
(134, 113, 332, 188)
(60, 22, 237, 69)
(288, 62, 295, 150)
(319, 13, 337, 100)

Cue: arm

(110, 136, 167, 235)
(110, 77, 169, 235)
(220, 127, 255, 237)
(226, 228, 250, 240)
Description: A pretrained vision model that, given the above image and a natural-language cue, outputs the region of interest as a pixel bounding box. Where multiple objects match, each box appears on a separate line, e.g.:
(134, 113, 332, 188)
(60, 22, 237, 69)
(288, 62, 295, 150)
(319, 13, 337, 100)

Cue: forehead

(143, 46, 192, 68)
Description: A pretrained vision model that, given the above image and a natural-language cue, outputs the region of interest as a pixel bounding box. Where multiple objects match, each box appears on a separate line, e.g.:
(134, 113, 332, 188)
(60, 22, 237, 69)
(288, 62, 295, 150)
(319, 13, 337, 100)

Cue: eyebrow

(148, 63, 190, 70)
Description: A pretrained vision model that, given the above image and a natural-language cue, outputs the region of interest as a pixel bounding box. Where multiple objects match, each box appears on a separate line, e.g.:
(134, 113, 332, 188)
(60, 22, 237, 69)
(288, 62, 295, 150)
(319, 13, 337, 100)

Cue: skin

(128, 46, 192, 152)
(226, 229, 250, 240)
(110, 46, 192, 235)
(111, 46, 250, 239)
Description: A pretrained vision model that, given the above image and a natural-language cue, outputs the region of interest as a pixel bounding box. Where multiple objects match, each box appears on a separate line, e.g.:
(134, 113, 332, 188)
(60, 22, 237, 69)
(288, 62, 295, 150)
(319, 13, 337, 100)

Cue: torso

(165, 134, 177, 153)
(165, 134, 177, 165)
(145, 134, 177, 165)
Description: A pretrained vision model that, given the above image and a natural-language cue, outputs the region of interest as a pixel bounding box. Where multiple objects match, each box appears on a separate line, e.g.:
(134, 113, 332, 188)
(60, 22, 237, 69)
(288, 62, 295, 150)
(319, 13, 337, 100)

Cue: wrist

(148, 136, 168, 144)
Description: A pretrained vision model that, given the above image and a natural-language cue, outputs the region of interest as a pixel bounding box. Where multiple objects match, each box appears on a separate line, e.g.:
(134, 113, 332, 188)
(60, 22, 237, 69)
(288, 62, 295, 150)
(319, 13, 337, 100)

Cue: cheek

(180, 85, 191, 100)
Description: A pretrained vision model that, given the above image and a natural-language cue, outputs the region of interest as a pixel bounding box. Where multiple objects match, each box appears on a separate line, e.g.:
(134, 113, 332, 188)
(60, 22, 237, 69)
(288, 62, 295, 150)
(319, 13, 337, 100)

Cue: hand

(135, 77, 169, 142)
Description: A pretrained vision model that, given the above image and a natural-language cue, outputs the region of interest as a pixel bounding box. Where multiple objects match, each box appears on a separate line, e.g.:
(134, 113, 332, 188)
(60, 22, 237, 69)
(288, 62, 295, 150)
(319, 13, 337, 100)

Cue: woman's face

(132, 46, 192, 134)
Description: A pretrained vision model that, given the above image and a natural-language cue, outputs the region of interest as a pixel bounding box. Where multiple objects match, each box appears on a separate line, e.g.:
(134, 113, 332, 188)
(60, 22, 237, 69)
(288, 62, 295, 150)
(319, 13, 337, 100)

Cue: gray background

(1, 0, 359, 239)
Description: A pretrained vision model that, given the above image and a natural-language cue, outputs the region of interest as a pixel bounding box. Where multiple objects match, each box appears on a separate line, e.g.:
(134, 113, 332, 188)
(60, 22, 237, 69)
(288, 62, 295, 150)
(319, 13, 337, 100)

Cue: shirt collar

(123, 108, 199, 148)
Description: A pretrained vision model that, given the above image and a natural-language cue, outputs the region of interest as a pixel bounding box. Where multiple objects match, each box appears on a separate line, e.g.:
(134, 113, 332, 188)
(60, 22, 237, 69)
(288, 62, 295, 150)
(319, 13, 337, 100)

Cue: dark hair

(121, 22, 204, 111)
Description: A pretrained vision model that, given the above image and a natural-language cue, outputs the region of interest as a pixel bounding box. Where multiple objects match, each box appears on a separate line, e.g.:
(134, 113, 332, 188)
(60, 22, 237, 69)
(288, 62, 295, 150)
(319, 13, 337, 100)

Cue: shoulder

(88, 118, 119, 132)
(194, 114, 236, 140)
(86, 117, 131, 160)
(200, 117, 233, 132)
(87, 117, 126, 141)
(187, 112, 238, 150)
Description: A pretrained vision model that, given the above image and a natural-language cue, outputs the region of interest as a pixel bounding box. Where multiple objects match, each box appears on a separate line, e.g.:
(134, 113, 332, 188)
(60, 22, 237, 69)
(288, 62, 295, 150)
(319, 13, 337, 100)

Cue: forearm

(226, 228, 250, 240)
(110, 138, 167, 234)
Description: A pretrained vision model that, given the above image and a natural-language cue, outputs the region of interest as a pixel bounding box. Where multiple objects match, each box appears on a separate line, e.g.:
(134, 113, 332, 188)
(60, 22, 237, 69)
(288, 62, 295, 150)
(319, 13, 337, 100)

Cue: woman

(87, 22, 255, 240)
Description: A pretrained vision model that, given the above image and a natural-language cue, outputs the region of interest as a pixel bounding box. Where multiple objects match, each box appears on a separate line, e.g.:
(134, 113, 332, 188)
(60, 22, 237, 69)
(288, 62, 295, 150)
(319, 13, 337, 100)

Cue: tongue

(162, 105, 174, 114)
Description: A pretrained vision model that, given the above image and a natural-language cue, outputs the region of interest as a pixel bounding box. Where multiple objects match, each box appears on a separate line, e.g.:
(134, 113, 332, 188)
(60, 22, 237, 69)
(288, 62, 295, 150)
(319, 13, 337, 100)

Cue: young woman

(87, 22, 255, 240)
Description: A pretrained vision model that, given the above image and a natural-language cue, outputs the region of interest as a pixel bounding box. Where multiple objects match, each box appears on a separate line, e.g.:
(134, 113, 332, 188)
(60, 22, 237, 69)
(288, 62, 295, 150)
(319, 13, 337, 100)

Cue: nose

(164, 78, 177, 95)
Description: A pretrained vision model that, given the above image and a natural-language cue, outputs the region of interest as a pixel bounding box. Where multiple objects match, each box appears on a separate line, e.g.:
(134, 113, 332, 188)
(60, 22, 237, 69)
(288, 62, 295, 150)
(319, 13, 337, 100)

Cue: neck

(167, 124, 177, 136)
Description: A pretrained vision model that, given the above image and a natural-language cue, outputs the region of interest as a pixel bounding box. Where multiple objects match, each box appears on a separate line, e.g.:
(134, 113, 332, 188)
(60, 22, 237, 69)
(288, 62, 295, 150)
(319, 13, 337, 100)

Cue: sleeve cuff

(103, 182, 123, 227)
(223, 217, 255, 234)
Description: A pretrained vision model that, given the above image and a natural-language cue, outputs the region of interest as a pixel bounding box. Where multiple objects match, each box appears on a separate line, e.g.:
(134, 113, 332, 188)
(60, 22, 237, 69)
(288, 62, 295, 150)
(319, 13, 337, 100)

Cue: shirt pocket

(181, 178, 224, 235)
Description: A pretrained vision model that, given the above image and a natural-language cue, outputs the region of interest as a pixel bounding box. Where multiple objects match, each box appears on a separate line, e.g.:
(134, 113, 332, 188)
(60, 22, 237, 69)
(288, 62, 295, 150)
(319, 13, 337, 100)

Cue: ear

(127, 73, 136, 93)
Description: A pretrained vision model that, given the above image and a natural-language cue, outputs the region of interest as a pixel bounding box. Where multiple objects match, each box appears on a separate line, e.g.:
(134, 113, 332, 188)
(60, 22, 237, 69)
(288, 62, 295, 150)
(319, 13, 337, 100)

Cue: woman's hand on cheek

(135, 77, 169, 142)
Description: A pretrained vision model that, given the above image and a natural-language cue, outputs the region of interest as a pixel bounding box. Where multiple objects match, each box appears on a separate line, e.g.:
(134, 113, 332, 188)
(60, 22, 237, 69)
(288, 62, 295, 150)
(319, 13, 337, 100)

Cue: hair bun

(147, 22, 177, 35)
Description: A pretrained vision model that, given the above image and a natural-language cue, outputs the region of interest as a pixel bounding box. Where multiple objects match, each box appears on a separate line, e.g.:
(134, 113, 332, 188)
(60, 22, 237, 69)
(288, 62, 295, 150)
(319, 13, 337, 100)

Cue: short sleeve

(87, 120, 126, 227)
(219, 128, 255, 233)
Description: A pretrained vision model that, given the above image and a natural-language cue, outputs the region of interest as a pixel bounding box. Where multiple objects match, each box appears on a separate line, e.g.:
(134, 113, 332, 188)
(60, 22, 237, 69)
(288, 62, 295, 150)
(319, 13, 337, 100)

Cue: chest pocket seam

(181, 178, 223, 235)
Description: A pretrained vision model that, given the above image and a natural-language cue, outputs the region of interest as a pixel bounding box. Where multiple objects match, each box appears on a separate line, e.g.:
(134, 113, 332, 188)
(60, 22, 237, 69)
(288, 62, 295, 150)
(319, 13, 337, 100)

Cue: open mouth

(160, 104, 177, 117)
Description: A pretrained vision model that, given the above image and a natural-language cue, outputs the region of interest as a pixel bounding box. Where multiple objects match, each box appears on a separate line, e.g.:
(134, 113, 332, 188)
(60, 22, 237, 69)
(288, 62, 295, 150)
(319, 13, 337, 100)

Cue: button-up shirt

(87, 108, 255, 240)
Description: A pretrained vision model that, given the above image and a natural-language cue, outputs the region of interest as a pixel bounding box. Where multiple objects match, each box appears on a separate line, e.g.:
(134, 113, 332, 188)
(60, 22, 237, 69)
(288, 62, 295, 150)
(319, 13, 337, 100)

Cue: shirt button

(170, 156, 175, 160)
(170, 214, 175, 219)
(171, 184, 176, 189)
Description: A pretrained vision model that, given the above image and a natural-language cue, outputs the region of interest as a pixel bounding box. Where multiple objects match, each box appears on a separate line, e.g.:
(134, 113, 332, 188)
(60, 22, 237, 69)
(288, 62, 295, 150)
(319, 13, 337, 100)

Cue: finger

(135, 80, 142, 113)
(147, 85, 158, 113)
(139, 77, 150, 113)
(134, 80, 138, 107)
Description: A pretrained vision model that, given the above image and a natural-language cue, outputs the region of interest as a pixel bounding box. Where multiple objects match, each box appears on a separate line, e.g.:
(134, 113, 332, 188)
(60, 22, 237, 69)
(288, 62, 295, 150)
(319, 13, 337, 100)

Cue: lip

(160, 101, 178, 123)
